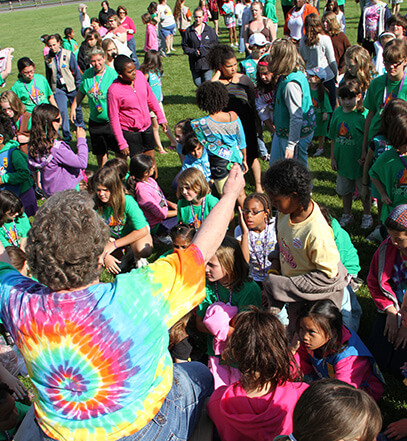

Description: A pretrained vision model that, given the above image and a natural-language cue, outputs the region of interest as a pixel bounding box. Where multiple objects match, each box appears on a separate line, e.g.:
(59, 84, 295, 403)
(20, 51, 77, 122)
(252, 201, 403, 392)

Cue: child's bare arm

(237, 207, 250, 263)
(361, 110, 375, 161)
(370, 177, 392, 205)
(330, 140, 337, 171)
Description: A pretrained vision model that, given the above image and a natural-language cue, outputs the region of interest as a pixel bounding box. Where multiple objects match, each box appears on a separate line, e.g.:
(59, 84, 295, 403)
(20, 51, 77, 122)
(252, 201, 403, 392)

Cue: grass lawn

(0, 0, 406, 426)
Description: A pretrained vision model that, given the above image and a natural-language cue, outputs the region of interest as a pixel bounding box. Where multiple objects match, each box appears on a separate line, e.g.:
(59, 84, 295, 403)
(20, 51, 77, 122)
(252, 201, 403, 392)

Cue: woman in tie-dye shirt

(0, 165, 245, 441)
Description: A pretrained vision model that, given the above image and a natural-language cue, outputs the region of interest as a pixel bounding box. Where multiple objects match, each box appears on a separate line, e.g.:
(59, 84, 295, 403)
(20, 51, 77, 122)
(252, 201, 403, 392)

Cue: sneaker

(261, 153, 271, 162)
(361, 214, 373, 229)
(366, 225, 385, 243)
(156, 235, 172, 246)
(135, 258, 149, 269)
(339, 214, 354, 227)
(313, 148, 324, 157)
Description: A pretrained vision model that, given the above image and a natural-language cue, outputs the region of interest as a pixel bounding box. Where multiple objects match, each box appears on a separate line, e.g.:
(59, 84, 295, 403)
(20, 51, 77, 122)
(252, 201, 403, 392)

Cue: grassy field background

(0, 0, 406, 425)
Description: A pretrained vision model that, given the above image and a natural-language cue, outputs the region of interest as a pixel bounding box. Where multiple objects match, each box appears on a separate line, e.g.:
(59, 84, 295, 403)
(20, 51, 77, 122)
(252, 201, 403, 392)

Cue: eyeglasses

(242, 209, 265, 216)
(383, 59, 405, 69)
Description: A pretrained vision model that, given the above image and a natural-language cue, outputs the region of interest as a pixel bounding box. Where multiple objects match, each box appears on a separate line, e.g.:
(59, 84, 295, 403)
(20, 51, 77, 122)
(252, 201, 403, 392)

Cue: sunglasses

(383, 59, 405, 69)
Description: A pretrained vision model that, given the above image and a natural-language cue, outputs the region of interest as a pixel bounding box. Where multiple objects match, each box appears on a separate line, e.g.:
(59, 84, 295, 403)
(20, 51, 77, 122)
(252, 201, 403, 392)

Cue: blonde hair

(322, 11, 342, 36)
(215, 236, 249, 291)
(268, 39, 304, 76)
(344, 45, 376, 92)
(176, 167, 210, 200)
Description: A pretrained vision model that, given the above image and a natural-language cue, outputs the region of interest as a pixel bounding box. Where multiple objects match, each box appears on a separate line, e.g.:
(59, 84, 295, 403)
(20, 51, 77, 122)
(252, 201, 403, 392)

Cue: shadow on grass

(164, 95, 197, 105)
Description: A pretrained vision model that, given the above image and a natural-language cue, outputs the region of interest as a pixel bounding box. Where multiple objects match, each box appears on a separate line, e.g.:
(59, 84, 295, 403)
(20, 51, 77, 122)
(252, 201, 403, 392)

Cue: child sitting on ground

(367, 204, 407, 377)
(207, 307, 308, 441)
(181, 135, 211, 183)
(0, 382, 30, 440)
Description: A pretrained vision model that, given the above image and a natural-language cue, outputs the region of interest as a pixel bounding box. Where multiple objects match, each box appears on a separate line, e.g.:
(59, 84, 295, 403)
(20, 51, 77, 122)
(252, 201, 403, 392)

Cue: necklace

(215, 282, 233, 305)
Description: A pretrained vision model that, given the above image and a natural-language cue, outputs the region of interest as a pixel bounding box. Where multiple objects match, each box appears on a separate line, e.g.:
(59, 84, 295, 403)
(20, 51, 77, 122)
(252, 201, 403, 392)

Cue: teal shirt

(0, 212, 31, 248)
(177, 194, 219, 228)
(331, 218, 360, 275)
(11, 74, 53, 113)
(148, 70, 162, 102)
(62, 38, 79, 57)
(274, 70, 315, 139)
(196, 279, 262, 357)
(240, 57, 258, 86)
(79, 66, 118, 123)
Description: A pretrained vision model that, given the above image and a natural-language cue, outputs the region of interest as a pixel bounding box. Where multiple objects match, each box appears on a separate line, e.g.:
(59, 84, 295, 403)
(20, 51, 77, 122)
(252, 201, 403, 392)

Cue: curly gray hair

(26, 190, 110, 291)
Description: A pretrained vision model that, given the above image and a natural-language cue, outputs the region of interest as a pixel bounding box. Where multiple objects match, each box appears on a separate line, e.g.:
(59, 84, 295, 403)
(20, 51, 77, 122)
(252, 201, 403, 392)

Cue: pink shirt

(145, 23, 159, 51)
(107, 73, 166, 150)
(135, 177, 168, 227)
(207, 381, 308, 441)
(121, 16, 136, 42)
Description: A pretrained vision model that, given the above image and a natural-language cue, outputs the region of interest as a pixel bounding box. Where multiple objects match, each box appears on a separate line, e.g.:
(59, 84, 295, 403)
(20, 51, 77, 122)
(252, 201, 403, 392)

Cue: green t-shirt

(62, 37, 79, 57)
(264, 0, 278, 23)
(0, 401, 30, 441)
(99, 194, 148, 238)
(79, 66, 118, 123)
(328, 107, 367, 180)
(364, 73, 407, 142)
(11, 74, 53, 113)
(0, 213, 31, 248)
(331, 218, 360, 276)
(311, 89, 332, 138)
(177, 194, 219, 228)
(370, 147, 407, 223)
(196, 279, 262, 356)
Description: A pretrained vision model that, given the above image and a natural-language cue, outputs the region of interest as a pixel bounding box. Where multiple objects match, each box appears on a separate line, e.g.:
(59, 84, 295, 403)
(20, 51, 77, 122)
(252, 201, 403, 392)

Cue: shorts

(209, 154, 229, 180)
(224, 16, 236, 28)
(149, 102, 165, 119)
(209, 9, 219, 20)
(89, 119, 120, 156)
(161, 23, 176, 37)
(122, 125, 156, 157)
(336, 174, 363, 196)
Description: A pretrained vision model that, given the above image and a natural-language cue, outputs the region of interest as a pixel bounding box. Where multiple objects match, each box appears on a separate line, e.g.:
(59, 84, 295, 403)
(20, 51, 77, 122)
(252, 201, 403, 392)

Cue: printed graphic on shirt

(280, 237, 297, 269)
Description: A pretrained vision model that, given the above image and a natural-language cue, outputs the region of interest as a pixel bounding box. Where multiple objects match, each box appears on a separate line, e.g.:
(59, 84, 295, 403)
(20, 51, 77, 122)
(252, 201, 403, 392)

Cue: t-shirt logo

(2, 158, 8, 169)
(338, 121, 350, 138)
(384, 91, 396, 107)
(312, 96, 319, 107)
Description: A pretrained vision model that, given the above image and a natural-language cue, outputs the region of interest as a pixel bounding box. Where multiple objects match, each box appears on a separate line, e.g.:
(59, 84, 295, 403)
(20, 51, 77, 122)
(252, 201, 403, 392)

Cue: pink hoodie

(207, 381, 308, 441)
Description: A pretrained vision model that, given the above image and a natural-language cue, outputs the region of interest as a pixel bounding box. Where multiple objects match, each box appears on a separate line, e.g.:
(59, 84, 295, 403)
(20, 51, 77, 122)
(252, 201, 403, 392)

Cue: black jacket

(182, 23, 218, 71)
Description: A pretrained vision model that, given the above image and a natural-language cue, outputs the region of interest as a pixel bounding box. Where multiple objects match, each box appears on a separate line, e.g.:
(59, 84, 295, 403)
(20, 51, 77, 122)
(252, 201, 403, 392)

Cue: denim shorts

(161, 23, 176, 37)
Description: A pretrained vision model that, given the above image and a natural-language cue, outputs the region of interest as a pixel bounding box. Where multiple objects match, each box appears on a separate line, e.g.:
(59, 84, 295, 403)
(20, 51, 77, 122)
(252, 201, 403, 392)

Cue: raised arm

(193, 164, 245, 262)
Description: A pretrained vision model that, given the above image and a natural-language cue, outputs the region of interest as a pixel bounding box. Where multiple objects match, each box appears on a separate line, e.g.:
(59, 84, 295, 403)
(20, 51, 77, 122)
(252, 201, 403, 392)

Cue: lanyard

(2, 220, 20, 247)
(215, 282, 233, 305)
(190, 197, 205, 228)
(144, 179, 167, 206)
(93, 67, 106, 101)
(248, 223, 269, 276)
(383, 73, 406, 107)
(23, 77, 40, 105)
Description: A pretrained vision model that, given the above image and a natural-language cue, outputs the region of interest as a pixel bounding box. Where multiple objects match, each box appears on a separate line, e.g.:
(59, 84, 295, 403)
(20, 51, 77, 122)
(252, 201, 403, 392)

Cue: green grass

(0, 0, 406, 426)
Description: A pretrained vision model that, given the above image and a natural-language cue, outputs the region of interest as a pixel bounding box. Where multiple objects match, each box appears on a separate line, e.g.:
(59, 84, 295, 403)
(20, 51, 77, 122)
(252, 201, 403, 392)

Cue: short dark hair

(385, 216, 407, 232)
(0, 113, 15, 144)
(17, 57, 35, 74)
(182, 135, 200, 155)
(196, 81, 229, 114)
(64, 27, 73, 37)
(263, 159, 312, 209)
(0, 190, 24, 225)
(170, 222, 196, 243)
(114, 54, 133, 75)
(386, 13, 407, 31)
(26, 190, 110, 291)
(129, 154, 154, 181)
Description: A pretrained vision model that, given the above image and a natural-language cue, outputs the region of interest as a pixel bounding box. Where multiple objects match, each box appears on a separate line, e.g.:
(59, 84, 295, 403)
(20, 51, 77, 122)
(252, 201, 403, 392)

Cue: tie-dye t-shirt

(0, 245, 205, 441)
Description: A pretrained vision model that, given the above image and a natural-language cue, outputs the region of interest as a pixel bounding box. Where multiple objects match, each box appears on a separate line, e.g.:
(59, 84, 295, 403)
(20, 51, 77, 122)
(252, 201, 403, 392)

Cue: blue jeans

(54, 88, 85, 141)
(16, 362, 213, 441)
(127, 37, 140, 69)
(191, 69, 213, 87)
(270, 133, 314, 169)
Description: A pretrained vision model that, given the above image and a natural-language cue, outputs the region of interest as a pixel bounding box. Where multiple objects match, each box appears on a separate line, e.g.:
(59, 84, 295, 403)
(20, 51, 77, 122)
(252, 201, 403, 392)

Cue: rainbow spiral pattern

(0, 245, 205, 441)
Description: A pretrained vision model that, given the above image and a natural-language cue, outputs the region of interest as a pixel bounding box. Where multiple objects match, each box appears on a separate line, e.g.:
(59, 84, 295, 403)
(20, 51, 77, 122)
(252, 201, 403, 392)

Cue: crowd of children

(2, 0, 407, 440)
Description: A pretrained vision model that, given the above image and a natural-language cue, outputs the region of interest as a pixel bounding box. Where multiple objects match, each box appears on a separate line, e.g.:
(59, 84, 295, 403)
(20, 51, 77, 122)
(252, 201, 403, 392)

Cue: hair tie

(258, 60, 269, 66)
(288, 434, 298, 441)
(81, 170, 88, 184)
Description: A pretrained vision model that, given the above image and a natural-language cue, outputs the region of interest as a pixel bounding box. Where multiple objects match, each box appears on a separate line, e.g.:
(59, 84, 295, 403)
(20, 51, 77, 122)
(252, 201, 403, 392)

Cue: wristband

(114, 240, 118, 249)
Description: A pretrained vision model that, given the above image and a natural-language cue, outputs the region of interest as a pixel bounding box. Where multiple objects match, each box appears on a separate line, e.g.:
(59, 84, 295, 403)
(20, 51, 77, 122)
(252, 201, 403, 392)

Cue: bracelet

(114, 240, 118, 249)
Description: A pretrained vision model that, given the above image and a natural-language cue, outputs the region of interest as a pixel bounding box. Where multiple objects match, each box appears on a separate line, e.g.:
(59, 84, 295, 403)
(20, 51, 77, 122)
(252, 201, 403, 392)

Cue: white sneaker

(339, 214, 354, 227)
(366, 225, 385, 243)
(135, 258, 149, 268)
(313, 148, 324, 157)
(361, 214, 373, 229)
